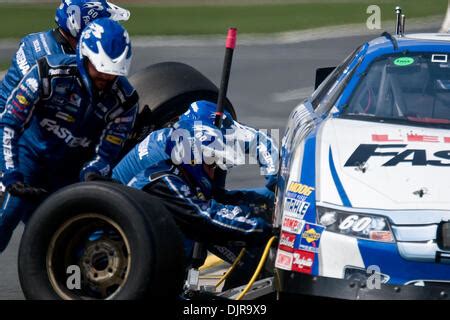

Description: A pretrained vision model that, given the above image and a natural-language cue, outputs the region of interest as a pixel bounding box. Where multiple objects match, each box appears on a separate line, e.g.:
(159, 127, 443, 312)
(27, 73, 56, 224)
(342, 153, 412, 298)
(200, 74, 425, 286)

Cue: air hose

(236, 236, 276, 300)
(215, 248, 246, 289)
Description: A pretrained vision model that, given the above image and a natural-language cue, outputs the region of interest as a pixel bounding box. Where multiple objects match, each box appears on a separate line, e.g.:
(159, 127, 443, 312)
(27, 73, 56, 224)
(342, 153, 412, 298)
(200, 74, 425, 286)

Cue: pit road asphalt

(0, 26, 436, 299)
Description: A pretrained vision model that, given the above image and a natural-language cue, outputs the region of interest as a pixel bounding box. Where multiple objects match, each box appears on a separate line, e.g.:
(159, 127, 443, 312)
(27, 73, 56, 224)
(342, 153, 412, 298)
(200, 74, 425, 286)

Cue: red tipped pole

(188, 29, 239, 289)
(214, 27, 237, 128)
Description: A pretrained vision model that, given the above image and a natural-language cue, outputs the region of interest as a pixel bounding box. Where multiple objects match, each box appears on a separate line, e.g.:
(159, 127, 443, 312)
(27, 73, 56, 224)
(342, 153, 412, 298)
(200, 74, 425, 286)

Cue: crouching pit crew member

(112, 100, 279, 288)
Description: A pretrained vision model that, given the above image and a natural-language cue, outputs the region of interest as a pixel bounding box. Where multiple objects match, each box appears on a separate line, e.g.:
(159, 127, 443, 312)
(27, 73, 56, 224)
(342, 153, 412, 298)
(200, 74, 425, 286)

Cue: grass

(0, 61, 9, 71)
(0, 0, 446, 38)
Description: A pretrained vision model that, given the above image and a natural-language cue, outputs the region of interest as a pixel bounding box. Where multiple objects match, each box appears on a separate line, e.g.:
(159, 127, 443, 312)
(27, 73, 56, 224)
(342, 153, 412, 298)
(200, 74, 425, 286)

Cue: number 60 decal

(339, 215, 372, 232)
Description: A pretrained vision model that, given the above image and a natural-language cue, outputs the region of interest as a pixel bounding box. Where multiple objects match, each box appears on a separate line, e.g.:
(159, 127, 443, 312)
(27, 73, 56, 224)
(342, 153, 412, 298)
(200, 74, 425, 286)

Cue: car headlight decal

(317, 206, 394, 243)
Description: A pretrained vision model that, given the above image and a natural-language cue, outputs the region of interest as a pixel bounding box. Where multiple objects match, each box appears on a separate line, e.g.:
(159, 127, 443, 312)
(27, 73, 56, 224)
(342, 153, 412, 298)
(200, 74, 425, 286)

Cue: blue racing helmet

(77, 18, 132, 93)
(55, 0, 130, 39)
(179, 100, 234, 127)
(170, 117, 238, 197)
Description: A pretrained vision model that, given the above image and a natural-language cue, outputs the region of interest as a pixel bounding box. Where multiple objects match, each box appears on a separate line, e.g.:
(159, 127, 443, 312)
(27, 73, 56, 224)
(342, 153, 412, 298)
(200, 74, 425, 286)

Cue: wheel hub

(81, 239, 126, 286)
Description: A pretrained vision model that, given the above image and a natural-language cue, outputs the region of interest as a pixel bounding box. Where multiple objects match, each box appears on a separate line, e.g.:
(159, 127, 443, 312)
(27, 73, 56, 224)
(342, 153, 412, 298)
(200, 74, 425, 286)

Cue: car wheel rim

(46, 213, 131, 300)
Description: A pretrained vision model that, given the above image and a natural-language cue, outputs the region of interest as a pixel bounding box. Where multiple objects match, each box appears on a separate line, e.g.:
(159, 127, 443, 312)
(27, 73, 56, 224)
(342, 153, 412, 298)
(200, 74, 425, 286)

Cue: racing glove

(6, 181, 48, 200)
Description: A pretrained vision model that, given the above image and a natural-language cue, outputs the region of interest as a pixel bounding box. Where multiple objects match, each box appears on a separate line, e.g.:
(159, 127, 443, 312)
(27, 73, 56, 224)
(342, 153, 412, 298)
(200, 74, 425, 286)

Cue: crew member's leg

(0, 147, 42, 252)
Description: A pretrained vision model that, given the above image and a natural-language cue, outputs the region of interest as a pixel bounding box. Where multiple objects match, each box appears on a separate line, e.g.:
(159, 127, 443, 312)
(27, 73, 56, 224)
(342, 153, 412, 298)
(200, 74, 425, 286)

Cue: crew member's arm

(0, 36, 40, 108)
(0, 65, 41, 186)
(249, 125, 279, 190)
(146, 174, 273, 246)
(216, 123, 279, 205)
(80, 90, 139, 181)
(112, 128, 173, 185)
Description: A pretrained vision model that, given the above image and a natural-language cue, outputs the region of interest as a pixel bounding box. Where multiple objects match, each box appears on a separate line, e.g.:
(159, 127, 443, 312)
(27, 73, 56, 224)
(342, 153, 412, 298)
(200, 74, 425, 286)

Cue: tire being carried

(18, 182, 185, 300)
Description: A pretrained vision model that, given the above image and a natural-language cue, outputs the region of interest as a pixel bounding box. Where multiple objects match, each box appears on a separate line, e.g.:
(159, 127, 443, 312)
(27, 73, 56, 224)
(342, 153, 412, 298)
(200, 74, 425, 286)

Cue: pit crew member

(0, 0, 130, 112)
(0, 19, 138, 253)
(112, 101, 278, 285)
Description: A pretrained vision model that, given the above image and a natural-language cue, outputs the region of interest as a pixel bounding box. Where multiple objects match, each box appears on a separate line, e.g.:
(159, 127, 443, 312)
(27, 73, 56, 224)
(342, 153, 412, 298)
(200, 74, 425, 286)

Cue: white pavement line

(0, 16, 442, 50)
(272, 86, 314, 103)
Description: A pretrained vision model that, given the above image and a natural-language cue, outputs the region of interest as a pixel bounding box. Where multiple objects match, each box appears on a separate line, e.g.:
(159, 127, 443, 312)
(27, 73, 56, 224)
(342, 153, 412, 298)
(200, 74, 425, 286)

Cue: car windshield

(343, 52, 450, 128)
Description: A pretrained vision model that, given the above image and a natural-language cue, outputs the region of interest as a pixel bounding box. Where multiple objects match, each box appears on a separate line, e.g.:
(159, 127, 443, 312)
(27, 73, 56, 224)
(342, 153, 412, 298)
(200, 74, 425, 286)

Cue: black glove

(84, 172, 121, 184)
(6, 181, 48, 200)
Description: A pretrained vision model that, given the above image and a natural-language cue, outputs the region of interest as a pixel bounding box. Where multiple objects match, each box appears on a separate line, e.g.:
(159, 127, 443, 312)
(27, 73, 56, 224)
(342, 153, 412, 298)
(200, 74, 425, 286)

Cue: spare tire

(18, 182, 185, 300)
(124, 62, 237, 154)
(131, 61, 236, 127)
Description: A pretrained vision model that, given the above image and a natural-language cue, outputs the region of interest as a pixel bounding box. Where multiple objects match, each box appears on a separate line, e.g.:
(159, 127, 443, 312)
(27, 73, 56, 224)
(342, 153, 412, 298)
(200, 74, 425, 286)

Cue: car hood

(317, 118, 450, 210)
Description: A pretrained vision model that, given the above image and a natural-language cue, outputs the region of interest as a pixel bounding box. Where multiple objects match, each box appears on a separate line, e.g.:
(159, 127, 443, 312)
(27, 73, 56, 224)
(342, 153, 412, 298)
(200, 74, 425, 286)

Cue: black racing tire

(130, 61, 237, 127)
(18, 182, 185, 300)
(123, 62, 237, 155)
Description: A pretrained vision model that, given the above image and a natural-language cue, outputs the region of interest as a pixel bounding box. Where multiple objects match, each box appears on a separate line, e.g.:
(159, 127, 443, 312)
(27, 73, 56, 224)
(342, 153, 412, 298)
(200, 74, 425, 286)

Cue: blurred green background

(0, 0, 446, 38)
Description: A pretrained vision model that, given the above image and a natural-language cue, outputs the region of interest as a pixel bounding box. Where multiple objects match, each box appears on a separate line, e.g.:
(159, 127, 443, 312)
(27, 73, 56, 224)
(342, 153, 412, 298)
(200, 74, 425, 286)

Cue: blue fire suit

(0, 54, 139, 252)
(112, 121, 278, 287)
(0, 28, 74, 111)
(112, 121, 278, 274)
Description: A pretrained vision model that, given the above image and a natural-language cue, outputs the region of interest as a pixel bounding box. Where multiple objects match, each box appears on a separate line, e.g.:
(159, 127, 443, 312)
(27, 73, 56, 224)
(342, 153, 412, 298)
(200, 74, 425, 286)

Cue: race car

(16, 12, 450, 300)
(274, 27, 450, 299)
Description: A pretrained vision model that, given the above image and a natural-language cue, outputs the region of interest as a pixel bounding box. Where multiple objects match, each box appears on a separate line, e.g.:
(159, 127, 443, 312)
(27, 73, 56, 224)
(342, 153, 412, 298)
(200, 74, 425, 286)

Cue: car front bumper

(276, 270, 450, 300)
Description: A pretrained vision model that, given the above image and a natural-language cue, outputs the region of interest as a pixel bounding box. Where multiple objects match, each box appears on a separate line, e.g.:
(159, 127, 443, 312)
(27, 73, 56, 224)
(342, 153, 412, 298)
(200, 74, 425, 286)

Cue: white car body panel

(318, 231, 365, 278)
(317, 118, 450, 210)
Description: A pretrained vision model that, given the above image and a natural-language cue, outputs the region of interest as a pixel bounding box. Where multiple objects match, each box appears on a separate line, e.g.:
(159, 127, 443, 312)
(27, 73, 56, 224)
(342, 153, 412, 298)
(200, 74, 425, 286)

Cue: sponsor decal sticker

(283, 197, 310, 218)
(372, 133, 442, 143)
(55, 112, 75, 123)
(12, 101, 27, 111)
(33, 40, 41, 53)
(286, 182, 315, 198)
(407, 133, 439, 143)
(279, 231, 296, 252)
(281, 216, 305, 234)
(299, 223, 325, 253)
(114, 116, 133, 124)
(393, 57, 414, 66)
(16, 94, 29, 107)
(11, 109, 26, 121)
(105, 134, 123, 145)
(275, 250, 293, 271)
(40, 118, 91, 148)
(3, 127, 15, 170)
(372, 134, 402, 142)
(16, 43, 30, 75)
(49, 69, 71, 76)
(25, 78, 39, 93)
(345, 144, 450, 167)
(292, 249, 315, 274)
